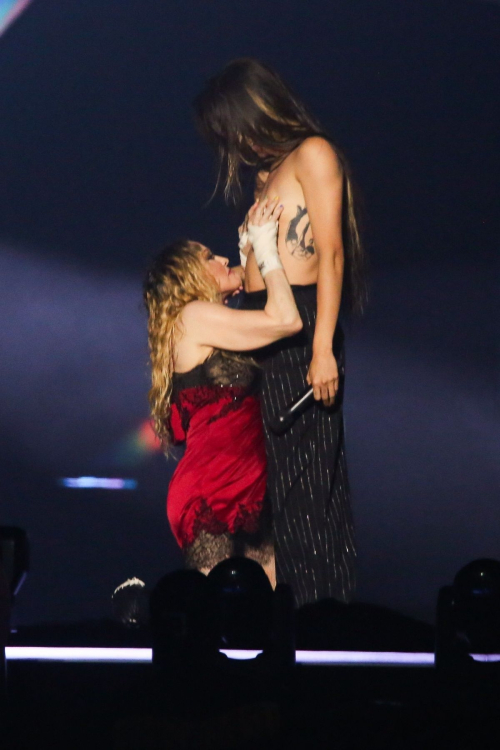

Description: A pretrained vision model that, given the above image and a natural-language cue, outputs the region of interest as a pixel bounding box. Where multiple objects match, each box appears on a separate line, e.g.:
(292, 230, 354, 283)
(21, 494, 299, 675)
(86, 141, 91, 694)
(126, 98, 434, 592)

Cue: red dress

(167, 351, 267, 549)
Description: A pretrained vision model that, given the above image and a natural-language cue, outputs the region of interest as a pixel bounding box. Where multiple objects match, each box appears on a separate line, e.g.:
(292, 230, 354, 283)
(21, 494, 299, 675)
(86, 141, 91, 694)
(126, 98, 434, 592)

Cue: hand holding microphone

(270, 364, 344, 434)
(269, 387, 315, 434)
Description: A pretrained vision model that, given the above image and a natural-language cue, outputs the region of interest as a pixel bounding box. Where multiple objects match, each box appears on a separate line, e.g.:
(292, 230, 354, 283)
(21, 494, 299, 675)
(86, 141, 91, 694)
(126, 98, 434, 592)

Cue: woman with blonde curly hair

(144, 198, 301, 583)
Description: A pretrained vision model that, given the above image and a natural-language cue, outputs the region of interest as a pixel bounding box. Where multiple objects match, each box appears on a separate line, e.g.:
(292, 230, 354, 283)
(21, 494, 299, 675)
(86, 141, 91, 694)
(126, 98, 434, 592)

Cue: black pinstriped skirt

(243, 284, 356, 607)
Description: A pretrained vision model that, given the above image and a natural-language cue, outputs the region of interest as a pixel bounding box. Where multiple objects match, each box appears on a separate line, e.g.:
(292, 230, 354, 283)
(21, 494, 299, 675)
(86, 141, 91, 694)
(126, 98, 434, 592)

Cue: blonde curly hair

(143, 240, 219, 450)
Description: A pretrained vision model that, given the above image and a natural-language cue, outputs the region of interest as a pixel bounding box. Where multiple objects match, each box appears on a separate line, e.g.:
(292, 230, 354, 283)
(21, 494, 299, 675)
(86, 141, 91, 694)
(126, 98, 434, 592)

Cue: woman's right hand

(247, 197, 284, 278)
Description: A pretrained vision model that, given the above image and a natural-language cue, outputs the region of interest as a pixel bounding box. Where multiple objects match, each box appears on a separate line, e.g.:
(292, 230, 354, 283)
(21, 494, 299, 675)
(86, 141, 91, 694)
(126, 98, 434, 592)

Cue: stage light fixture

(112, 577, 148, 627)
(436, 558, 500, 668)
(208, 557, 274, 650)
(150, 570, 220, 670)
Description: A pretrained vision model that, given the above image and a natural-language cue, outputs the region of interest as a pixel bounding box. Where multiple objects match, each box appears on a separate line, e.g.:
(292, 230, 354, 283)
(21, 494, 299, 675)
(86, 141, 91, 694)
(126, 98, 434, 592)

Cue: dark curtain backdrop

(0, 0, 498, 625)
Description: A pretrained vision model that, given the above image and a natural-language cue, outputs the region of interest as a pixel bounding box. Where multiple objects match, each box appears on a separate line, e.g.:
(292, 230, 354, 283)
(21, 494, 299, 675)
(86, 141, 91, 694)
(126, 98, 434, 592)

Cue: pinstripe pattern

(243, 284, 356, 607)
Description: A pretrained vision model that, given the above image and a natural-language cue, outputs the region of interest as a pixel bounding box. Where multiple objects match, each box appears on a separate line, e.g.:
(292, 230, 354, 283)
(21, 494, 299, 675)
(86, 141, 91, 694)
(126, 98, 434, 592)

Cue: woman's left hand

(238, 216, 252, 262)
(307, 350, 338, 407)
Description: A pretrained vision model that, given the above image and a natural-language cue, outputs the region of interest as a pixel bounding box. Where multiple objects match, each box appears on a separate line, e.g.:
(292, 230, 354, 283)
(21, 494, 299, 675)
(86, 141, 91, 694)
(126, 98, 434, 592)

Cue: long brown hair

(194, 57, 368, 314)
(143, 240, 219, 450)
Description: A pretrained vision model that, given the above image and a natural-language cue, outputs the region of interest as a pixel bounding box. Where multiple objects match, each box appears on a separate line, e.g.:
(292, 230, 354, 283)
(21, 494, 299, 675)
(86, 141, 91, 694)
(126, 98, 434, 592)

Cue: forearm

(264, 269, 301, 328)
(313, 251, 344, 354)
(246, 196, 300, 330)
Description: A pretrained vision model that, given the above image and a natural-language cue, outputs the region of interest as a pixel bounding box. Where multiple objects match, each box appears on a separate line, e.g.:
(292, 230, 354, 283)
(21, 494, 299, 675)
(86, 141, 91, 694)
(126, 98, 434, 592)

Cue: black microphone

(269, 387, 315, 435)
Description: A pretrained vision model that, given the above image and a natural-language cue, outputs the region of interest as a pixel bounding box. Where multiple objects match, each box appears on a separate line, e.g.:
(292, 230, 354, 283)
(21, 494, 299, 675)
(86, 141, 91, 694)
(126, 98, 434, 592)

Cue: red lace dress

(167, 351, 267, 552)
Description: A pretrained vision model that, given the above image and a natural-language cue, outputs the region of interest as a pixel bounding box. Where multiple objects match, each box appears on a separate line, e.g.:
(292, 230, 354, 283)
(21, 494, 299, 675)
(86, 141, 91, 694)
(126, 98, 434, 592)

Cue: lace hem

(182, 498, 273, 571)
(179, 497, 263, 549)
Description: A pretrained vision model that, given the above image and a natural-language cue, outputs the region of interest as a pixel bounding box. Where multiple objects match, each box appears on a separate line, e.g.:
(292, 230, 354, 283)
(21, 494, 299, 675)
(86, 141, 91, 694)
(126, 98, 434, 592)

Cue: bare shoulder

(181, 300, 215, 323)
(175, 302, 214, 369)
(294, 137, 341, 176)
(296, 136, 337, 158)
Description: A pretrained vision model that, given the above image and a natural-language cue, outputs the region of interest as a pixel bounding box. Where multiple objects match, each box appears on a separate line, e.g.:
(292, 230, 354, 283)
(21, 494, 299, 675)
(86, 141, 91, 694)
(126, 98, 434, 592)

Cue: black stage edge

(9, 598, 435, 651)
(4, 605, 500, 749)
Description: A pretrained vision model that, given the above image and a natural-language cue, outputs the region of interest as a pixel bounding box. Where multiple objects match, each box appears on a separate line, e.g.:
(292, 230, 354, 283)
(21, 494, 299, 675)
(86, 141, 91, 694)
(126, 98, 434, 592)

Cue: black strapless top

(172, 350, 259, 393)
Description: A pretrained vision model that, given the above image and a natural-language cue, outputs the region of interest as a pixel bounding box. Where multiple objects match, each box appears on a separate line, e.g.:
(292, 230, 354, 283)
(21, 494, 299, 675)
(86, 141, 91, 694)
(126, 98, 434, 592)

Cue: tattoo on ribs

(285, 205, 315, 259)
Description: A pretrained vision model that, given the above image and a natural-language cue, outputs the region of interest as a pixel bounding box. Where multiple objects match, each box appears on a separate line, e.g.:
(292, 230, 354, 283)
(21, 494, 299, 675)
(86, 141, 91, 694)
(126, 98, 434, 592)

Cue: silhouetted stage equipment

(5, 557, 500, 749)
(111, 577, 148, 628)
(436, 558, 500, 670)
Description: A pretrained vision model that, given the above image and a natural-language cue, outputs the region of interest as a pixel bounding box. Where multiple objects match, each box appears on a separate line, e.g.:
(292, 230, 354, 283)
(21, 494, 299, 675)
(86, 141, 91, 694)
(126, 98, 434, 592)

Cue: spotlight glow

(220, 649, 263, 660)
(6, 647, 500, 666)
(59, 477, 138, 490)
(0, 0, 33, 36)
(295, 650, 435, 666)
(6, 646, 151, 662)
(470, 653, 500, 663)
(111, 420, 163, 467)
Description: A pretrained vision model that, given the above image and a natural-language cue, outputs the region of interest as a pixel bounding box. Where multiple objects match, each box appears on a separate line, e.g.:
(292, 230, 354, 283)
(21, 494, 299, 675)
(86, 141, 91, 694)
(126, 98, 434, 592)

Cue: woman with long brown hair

(144, 198, 301, 582)
(194, 58, 367, 606)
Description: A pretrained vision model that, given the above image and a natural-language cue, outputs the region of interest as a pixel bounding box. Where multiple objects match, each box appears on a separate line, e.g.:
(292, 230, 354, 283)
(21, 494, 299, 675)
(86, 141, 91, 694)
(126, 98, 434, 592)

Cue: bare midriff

(244, 152, 319, 292)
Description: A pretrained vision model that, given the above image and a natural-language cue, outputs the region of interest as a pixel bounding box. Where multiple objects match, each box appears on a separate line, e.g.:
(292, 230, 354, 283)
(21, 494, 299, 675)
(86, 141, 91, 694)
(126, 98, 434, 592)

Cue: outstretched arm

(295, 137, 344, 406)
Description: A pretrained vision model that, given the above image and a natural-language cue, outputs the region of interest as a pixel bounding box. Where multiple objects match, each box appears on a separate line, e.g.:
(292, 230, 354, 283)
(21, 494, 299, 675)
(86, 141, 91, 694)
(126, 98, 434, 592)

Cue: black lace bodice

(169, 351, 260, 442)
(172, 350, 258, 392)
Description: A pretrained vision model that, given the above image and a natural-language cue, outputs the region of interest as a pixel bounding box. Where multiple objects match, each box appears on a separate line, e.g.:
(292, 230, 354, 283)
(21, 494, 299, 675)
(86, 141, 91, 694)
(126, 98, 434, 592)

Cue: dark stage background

(0, 0, 498, 627)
